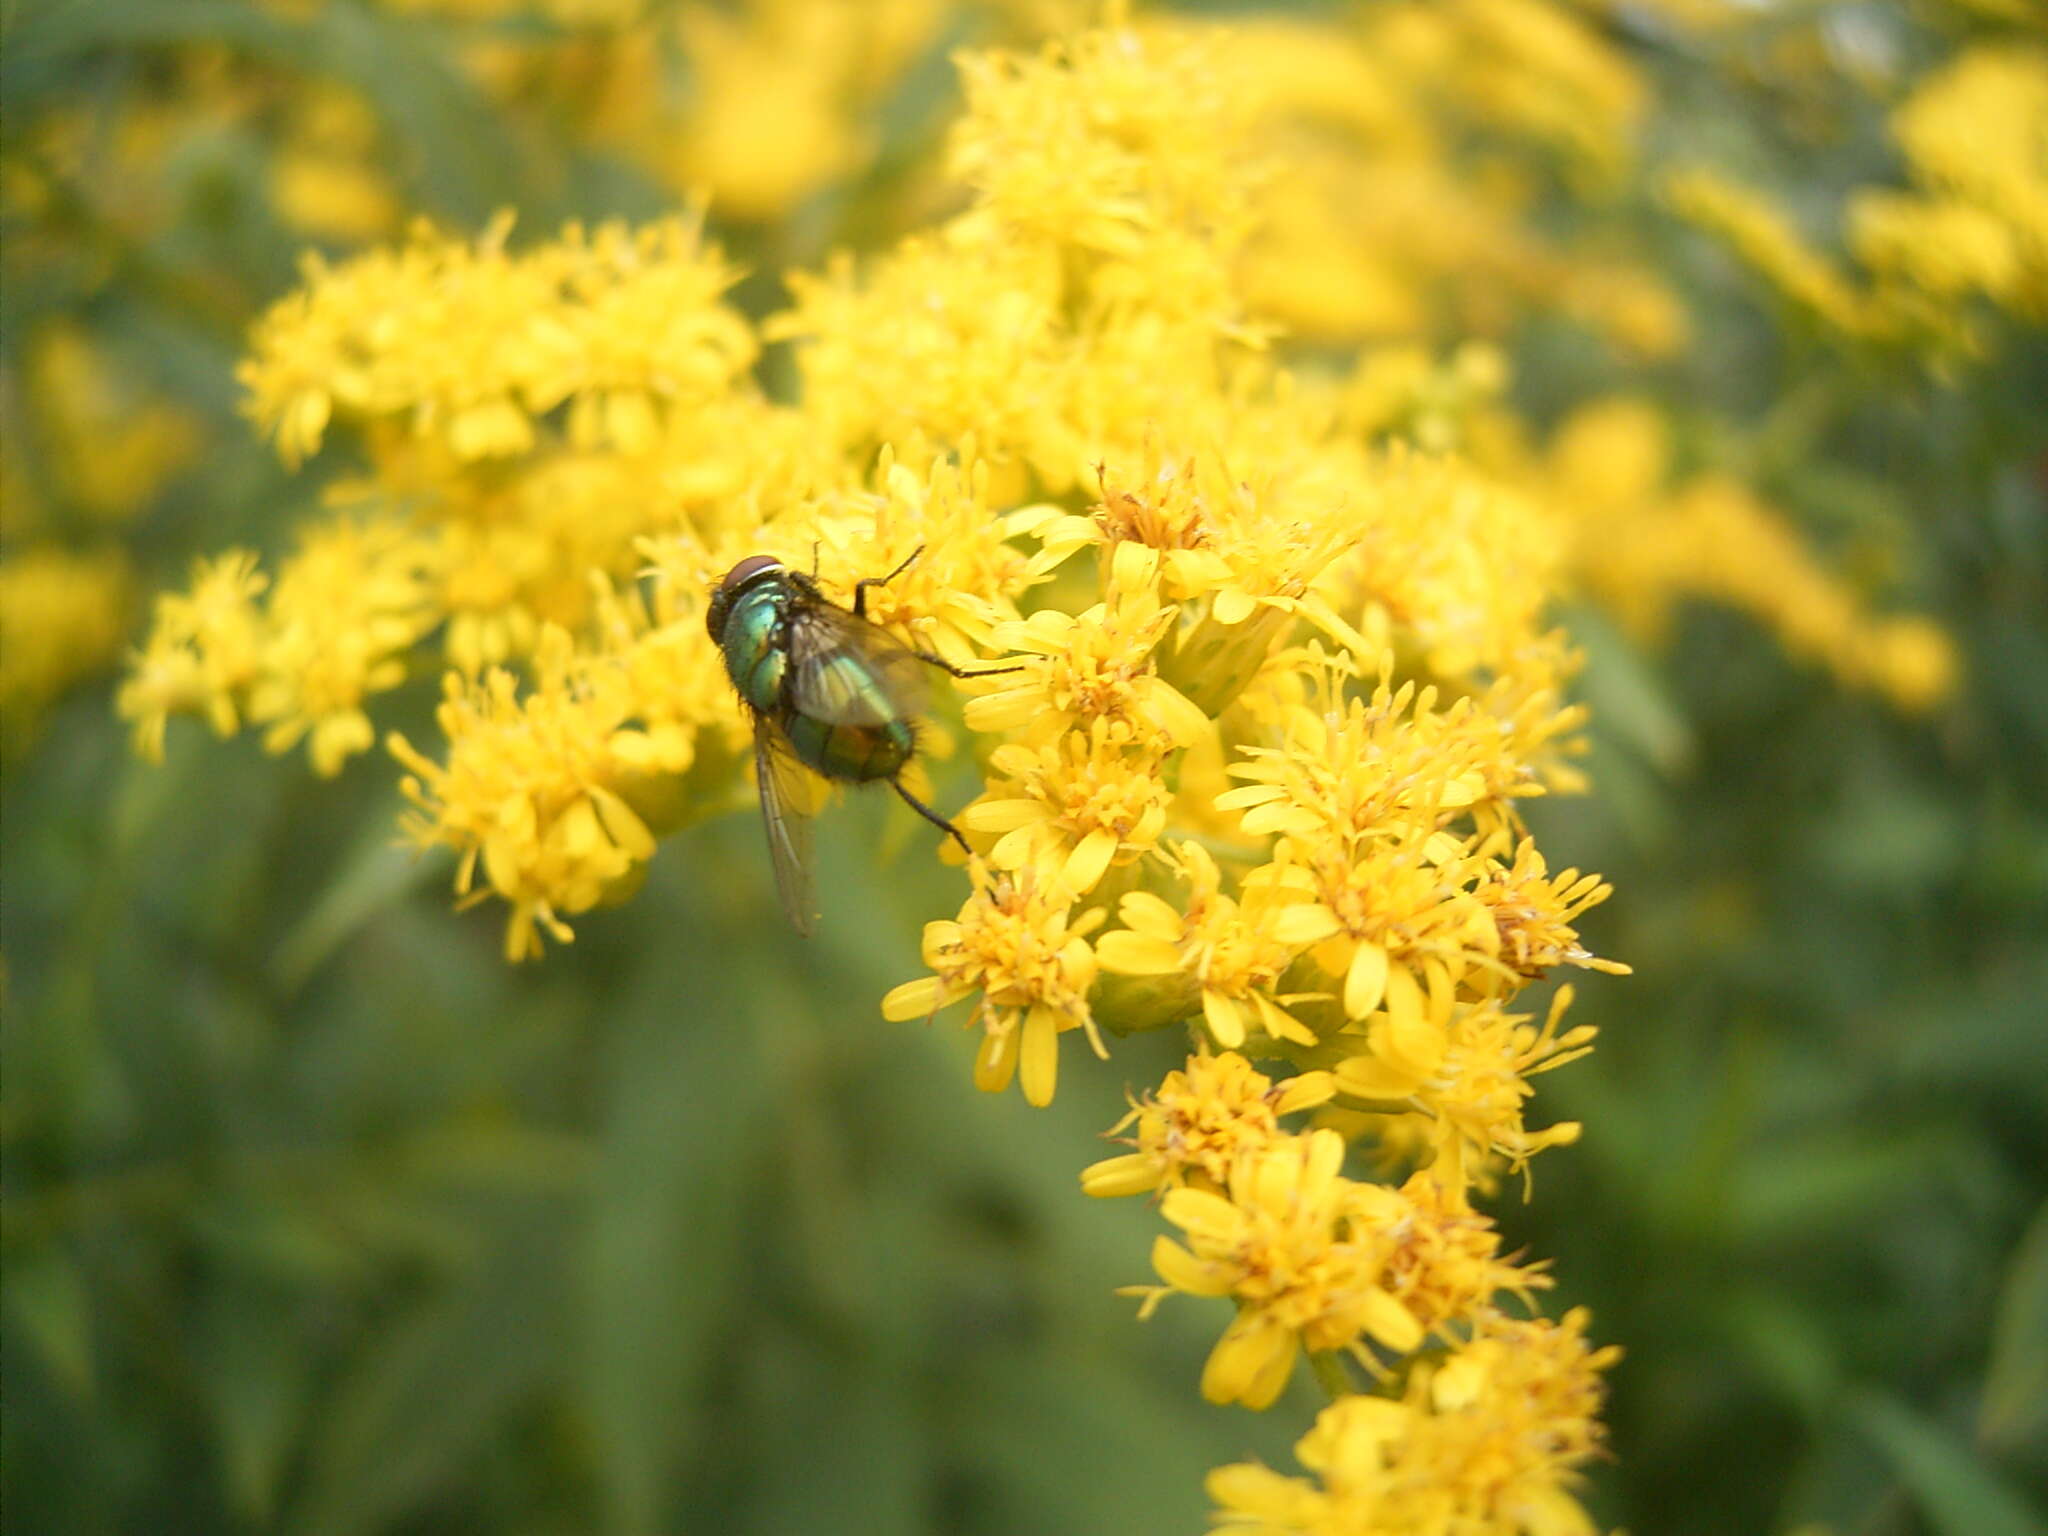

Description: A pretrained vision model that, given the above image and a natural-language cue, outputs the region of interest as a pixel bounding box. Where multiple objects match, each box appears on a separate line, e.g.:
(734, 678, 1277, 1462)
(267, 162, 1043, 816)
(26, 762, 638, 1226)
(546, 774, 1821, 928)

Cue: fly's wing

(784, 602, 930, 727)
(753, 714, 822, 936)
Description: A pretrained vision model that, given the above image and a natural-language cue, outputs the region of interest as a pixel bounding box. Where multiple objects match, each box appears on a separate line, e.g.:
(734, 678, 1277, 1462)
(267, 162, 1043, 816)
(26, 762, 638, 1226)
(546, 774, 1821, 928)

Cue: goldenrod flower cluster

(1668, 41, 2048, 356)
(93, 2, 2012, 1527)
(1547, 399, 1959, 712)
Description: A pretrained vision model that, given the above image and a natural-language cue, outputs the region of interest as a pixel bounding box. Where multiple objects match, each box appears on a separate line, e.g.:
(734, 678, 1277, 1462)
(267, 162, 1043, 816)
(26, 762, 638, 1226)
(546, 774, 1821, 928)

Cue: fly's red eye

(715, 554, 783, 595)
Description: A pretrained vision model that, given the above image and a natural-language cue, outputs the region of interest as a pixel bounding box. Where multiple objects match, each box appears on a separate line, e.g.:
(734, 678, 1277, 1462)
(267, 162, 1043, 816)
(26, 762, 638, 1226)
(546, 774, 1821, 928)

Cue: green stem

(1309, 1349, 1355, 1401)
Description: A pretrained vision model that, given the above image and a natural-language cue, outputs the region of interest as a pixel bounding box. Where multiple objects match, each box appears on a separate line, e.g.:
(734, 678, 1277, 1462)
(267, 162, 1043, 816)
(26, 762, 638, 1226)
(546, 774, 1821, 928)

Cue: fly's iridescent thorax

(708, 556, 793, 714)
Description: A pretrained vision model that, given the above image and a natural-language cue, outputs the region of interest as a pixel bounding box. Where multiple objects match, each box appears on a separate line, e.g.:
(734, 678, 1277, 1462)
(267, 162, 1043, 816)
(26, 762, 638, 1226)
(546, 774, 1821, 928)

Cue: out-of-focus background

(2, 2, 2043, 1533)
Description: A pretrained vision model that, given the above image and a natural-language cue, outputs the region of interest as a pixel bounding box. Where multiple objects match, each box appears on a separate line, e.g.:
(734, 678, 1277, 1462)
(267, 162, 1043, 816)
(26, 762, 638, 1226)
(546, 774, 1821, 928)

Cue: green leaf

(1566, 603, 1695, 774)
(271, 826, 437, 994)
(1851, 1393, 2048, 1536)
(202, 1278, 316, 1526)
(288, 1235, 565, 1536)
(1720, 1286, 1841, 1420)
(2, 1247, 94, 1400)
(1981, 1203, 2048, 1457)
(737, 1351, 927, 1536)
(575, 912, 775, 1536)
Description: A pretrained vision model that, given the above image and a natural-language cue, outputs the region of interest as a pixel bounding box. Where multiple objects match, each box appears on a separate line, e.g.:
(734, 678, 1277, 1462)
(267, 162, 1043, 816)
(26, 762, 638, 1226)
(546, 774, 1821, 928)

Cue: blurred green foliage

(3, 1, 2046, 1533)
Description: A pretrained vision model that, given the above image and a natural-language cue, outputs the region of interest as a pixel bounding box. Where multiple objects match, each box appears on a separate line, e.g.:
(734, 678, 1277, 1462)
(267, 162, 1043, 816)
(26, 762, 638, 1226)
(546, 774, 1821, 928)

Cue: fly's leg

(850, 545, 1022, 676)
(890, 775, 972, 856)
(911, 649, 1023, 680)
(853, 545, 925, 618)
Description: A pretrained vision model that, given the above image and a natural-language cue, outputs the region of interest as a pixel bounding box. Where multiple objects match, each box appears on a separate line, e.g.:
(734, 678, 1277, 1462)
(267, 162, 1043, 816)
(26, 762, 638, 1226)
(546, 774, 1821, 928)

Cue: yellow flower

(1663, 167, 1876, 337)
(770, 234, 1065, 469)
(247, 517, 438, 776)
(28, 322, 203, 521)
(1374, 1171, 1541, 1335)
(268, 86, 400, 243)
(1276, 837, 1499, 1021)
(949, 21, 1256, 292)
(1891, 45, 2048, 322)
(1337, 985, 1598, 1188)
(1207, 1308, 1618, 1535)
(117, 550, 270, 760)
(803, 452, 1038, 669)
(959, 721, 1174, 893)
(1135, 1129, 1428, 1410)
(0, 546, 131, 748)
(1095, 841, 1325, 1050)
(238, 213, 751, 467)
(1081, 1051, 1335, 1198)
(1467, 838, 1629, 990)
(881, 866, 1103, 1108)
(1217, 665, 1501, 856)
(387, 630, 656, 962)
(962, 547, 1209, 746)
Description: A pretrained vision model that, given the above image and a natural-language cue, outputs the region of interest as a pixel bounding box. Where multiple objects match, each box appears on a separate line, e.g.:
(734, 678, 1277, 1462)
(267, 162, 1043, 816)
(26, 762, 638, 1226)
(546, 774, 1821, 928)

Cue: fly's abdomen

(784, 714, 915, 783)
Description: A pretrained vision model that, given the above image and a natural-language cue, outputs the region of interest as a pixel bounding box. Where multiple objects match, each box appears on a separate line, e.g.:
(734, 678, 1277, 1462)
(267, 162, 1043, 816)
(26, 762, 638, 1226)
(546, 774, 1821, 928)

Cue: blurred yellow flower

(0, 546, 131, 748)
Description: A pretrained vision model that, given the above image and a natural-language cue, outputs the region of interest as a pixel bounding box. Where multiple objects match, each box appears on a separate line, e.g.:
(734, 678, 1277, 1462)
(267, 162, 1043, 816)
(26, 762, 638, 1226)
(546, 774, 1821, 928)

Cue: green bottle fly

(706, 548, 1003, 934)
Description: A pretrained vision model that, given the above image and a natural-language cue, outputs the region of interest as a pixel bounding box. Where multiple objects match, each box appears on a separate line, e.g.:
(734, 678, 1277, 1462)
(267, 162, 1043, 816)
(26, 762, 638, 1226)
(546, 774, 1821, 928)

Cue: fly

(705, 546, 1012, 934)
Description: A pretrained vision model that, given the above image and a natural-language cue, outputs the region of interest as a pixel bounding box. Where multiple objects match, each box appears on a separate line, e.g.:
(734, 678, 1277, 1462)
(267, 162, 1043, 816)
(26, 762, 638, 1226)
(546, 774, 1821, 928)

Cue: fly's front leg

(853, 544, 925, 619)
(912, 649, 1023, 680)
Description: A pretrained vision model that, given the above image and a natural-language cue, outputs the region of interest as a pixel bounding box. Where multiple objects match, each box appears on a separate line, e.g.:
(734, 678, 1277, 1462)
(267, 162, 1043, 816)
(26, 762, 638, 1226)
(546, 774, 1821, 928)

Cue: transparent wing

(784, 603, 930, 727)
(753, 713, 820, 936)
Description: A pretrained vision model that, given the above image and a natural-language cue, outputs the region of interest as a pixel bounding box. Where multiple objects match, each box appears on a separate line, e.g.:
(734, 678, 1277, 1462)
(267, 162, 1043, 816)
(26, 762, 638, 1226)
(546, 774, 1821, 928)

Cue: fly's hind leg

(853, 545, 925, 619)
(890, 775, 972, 856)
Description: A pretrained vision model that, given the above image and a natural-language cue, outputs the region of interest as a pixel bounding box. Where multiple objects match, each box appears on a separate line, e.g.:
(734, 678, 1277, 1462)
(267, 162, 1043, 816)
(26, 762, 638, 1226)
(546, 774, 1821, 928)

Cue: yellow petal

(956, 797, 1049, 832)
(1213, 783, 1287, 810)
(1204, 1463, 1320, 1520)
(588, 786, 656, 860)
(1274, 1071, 1337, 1114)
(989, 825, 1039, 869)
(1202, 988, 1247, 1049)
(963, 690, 1041, 732)
(1380, 965, 1446, 1079)
(1161, 1187, 1243, 1244)
(881, 976, 945, 1020)
(1080, 1153, 1159, 1198)
(1273, 903, 1343, 946)
(1152, 1234, 1232, 1297)
(1242, 1325, 1301, 1410)
(1334, 1055, 1424, 1100)
(1344, 940, 1390, 1019)
(1203, 1312, 1298, 1408)
(1212, 586, 1258, 626)
(1242, 803, 1322, 837)
(1019, 1004, 1059, 1106)
(1358, 1287, 1425, 1354)
(1063, 826, 1120, 892)
(1117, 889, 1185, 941)
(1096, 930, 1185, 976)
(1439, 770, 1487, 807)
(973, 1024, 1018, 1094)
(1253, 992, 1317, 1046)
(1148, 679, 1213, 747)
